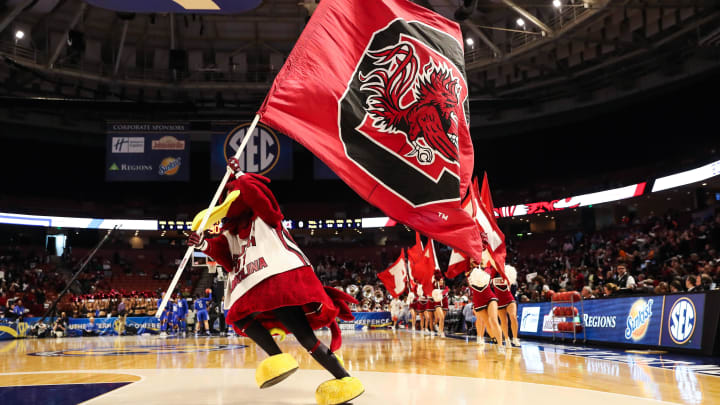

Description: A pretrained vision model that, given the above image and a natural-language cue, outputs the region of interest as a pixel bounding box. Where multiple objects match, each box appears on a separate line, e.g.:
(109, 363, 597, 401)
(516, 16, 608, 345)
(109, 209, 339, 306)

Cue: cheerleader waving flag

(258, 0, 484, 262)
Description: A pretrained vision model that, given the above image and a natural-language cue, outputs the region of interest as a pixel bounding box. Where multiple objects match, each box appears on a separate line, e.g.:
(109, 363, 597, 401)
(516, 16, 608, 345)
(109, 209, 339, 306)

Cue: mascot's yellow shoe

(255, 353, 299, 389)
(315, 376, 364, 405)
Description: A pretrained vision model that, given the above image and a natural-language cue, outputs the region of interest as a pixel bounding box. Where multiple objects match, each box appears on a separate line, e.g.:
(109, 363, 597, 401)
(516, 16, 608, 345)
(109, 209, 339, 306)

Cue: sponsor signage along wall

(519, 295, 673, 347)
(0, 317, 162, 340)
(660, 294, 705, 350)
(210, 122, 293, 180)
(106, 122, 190, 182)
(520, 306, 540, 333)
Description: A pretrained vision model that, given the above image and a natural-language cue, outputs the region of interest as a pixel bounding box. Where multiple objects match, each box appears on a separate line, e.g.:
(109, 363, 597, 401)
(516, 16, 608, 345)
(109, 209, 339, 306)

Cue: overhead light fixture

(516, 18, 525, 27)
(466, 37, 474, 46)
(15, 30, 24, 40)
(553, 0, 562, 7)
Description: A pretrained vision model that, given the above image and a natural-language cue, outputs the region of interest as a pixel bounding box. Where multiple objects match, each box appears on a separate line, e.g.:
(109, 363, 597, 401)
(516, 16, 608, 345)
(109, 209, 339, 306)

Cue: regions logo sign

(109, 163, 153, 172)
(583, 314, 617, 328)
(625, 299, 654, 341)
(668, 297, 696, 344)
(520, 307, 540, 333)
(223, 123, 281, 176)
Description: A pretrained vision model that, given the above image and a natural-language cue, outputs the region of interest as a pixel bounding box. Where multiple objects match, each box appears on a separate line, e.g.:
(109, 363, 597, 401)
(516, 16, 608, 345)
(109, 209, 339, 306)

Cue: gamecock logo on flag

(339, 19, 470, 207)
(258, 0, 484, 261)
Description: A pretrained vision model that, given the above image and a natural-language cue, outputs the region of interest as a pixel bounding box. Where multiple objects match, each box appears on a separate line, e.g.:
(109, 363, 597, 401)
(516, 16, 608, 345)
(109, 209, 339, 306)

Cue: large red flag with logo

(378, 249, 408, 298)
(257, 0, 483, 261)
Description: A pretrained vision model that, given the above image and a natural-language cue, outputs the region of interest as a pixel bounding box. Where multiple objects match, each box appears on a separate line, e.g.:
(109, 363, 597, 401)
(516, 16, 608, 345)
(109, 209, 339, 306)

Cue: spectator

(462, 298, 475, 334)
(603, 283, 619, 297)
(654, 282, 669, 295)
(83, 316, 99, 336)
(11, 299, 26, 321)
(581, 286, 595, 300)
(616, 264, 636, 289)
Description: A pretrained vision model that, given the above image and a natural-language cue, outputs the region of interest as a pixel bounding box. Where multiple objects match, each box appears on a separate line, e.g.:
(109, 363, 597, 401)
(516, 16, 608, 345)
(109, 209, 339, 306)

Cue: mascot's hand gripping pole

(155, 114, 260, 318)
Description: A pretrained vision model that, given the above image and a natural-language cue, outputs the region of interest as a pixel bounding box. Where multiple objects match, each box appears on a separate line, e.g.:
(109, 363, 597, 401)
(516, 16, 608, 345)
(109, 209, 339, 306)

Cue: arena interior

(0, 0, 719, 404)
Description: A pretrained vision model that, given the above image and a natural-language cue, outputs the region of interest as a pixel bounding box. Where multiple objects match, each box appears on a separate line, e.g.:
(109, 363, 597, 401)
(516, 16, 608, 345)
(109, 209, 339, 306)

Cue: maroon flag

(258, 0, 483, 261)
(377, 249, 408, 298)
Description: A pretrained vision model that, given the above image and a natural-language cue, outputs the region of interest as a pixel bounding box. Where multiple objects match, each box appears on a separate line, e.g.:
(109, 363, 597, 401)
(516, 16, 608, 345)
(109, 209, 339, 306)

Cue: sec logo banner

(669, 297, 696, 344)
(224, 123, 281, 176)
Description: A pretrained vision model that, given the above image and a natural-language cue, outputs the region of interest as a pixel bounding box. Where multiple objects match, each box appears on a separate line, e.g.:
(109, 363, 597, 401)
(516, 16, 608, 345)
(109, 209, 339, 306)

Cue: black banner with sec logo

(210, 122, 293, 180)
(106, 122, 190, 182)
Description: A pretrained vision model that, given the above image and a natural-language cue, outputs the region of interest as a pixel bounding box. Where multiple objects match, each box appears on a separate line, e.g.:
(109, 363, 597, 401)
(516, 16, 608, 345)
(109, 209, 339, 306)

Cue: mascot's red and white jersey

(222, 217, 310, 309)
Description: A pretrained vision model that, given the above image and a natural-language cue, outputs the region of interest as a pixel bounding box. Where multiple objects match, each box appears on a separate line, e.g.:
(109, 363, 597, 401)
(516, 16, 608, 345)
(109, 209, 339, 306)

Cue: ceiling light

(552, 0, 562, 7)
(516, 18, 525, 27)
(15, 30, 25, 40)
(466, 37, 474, 46)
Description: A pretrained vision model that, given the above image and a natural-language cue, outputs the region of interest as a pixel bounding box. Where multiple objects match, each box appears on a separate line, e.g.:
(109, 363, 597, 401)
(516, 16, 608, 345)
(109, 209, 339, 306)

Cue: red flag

(378, 249, 407, 298)
(471, 175, 507, 273)
(446, 249, 469, 279)
(257, 0, 483, 261)
(407, 232, 424, 265)
(407, 238, 435, 296)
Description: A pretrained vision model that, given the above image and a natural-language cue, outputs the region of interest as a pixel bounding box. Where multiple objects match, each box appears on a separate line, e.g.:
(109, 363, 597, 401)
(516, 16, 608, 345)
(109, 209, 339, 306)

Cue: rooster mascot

(187, 158, 363, 405)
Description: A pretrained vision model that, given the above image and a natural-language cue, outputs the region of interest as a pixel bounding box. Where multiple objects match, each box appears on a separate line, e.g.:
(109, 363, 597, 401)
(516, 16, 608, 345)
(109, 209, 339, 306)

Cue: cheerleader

(431, 271, 449, 337)
(407, 292, 417, 330)
(467, 257, 504, 353)
(416, 285, 432, 334)
(494, 264, 520, 347)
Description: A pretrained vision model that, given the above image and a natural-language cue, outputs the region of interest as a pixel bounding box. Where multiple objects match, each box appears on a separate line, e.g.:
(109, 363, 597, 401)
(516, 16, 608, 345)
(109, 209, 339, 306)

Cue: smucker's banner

(518, 293, 707, 350)
(210, 122, 293, 180)
(106, 122, 190, 182)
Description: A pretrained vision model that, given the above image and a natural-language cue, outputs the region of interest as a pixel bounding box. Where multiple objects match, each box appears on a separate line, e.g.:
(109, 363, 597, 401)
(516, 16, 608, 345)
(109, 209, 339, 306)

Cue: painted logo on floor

(28, 344, 246, 357)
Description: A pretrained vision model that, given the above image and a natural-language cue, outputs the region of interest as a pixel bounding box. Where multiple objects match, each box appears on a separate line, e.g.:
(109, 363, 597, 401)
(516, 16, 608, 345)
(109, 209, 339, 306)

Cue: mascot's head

(191, 173, 282, 235)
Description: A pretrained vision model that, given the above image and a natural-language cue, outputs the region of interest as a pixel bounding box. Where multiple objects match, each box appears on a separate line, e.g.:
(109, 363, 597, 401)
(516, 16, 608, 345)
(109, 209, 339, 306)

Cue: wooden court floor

(0, 330, 717, 404)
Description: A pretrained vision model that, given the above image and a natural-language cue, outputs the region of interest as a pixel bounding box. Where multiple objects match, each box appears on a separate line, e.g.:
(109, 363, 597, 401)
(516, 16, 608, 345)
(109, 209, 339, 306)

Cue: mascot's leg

(273, 306, 364, 405)
(235, 317, 299, 389)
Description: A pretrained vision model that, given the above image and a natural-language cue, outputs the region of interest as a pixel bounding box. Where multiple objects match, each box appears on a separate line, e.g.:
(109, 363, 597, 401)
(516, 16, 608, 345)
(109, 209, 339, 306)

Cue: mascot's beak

(191, 190, 241, 232)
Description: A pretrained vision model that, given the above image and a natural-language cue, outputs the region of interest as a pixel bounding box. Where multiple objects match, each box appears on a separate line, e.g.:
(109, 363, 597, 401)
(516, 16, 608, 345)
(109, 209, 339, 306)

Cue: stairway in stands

(193, 270, 215, 297)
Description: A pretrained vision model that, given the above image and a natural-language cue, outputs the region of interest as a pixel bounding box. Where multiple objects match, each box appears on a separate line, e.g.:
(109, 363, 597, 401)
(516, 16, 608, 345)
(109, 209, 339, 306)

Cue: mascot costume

(188, 158, 364, 405)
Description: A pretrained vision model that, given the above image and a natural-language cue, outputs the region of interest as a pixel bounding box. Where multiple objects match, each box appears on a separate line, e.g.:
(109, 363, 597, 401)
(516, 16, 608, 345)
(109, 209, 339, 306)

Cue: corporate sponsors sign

(517, 294, 707, 349)
(106, 122, 190, 181)
(211, 122, 293, 180)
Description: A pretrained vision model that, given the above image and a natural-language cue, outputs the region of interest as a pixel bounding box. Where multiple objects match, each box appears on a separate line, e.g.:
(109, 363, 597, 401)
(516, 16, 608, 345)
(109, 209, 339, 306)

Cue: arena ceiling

(0, 0, 718, 135)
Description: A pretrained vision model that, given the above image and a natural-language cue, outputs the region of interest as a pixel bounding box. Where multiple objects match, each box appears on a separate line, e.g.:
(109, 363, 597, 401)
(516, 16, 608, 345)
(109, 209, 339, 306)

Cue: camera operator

(52, 312, 69, 338)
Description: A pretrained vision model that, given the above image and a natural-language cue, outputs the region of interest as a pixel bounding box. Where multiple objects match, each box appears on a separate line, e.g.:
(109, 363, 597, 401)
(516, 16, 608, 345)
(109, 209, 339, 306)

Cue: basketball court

(1, 330, 718, 404)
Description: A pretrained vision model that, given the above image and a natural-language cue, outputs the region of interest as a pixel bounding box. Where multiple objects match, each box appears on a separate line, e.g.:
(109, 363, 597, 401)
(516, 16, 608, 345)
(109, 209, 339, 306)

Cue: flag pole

(155, 114, 261, 318)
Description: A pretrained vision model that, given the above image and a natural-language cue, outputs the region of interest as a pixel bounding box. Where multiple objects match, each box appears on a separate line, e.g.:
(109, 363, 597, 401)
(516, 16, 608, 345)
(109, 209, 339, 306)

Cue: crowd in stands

(2, 208, 719, 324)
(511, 210, 720, 302)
